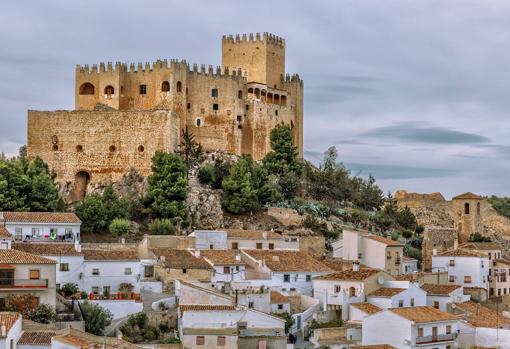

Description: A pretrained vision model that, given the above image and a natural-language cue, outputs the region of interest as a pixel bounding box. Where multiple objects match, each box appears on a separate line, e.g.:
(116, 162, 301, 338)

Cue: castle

(27, 33, 304, 202)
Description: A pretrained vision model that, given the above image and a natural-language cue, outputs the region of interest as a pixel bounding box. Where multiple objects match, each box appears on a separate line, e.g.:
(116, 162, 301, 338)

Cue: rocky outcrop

(394, 190, 446, 202)
(186, 176, 224, 230)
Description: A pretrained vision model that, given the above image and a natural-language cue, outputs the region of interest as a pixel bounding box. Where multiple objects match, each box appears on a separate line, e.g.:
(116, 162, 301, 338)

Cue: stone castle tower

(452, 192, 484, 242)
(27, 33, 303, 202)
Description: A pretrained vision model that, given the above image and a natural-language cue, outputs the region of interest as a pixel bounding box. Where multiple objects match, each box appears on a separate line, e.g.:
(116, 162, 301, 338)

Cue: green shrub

(109, 218, 130, 237)
(390, 232, 400, 241)
(158, 322, 169, 333)
(81, 301, 113, 335)
(29, 304, 56, 324)
(149, 219, 176, 235)
(198, 165, 214, 185)
(141, 326, 159, 341)
(60, 283, 79, 297)
(160, 337, 181, 344)
(468, 232, 492, 242)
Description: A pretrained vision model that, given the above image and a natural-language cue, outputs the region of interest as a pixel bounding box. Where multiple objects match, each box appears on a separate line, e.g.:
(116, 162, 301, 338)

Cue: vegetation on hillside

(488, 196, 510, 219)
(0, 147, 64, 212)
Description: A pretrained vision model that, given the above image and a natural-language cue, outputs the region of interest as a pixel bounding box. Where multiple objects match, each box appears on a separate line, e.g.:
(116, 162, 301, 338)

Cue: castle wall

(27, 109, 179, 191)
(452, 198, 484, 242)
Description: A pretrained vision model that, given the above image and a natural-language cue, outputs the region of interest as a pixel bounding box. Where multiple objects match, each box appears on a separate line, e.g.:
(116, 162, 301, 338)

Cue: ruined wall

(27, 109, 179, 199)
(422, 227, 458, 271)
(452, 198, 484, 242)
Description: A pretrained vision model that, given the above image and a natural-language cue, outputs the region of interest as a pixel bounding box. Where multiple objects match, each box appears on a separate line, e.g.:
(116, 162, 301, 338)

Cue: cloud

(363, 121, 491, 144)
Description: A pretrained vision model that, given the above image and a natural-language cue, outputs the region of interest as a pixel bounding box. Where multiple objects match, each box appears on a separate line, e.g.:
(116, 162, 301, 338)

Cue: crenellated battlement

(222, 32, 285, 47)
(76, 59, 189, 74)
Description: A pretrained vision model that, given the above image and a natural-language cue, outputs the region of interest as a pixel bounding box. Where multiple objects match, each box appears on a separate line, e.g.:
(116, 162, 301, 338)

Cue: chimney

(160, 255, 166, 262)
(194, 250, 201, 258)
(1, 325, 6, 337)
(262, 232, 268, 240)
(432, 249, 437, 256)
(454, 239, 459, 250)
(121, 238, 126, 244)
(74, 242, 81, 253)
(235, 254, 241, 262)
(352, 261, 360, 272)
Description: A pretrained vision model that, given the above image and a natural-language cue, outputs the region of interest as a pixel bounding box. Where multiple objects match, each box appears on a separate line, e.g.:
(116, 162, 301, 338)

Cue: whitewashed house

(402, 257, 418, 274)
(191, 230, 228, 250)
(0, 212, 81, 243)
(200, 250, 246, 284)
(12, 243, 83, 290)
(17, 331, 55, 349)
(453, 300, 510, 348)
(342, 230, 405, 276)
(362, 306, 459, 349)
(349, 302, 382, 323)
(270, 291, 290, 314)
(432, 249, 489, 293)
(420, 284, 469, 311)
(81, 249, 142, 295)
(0, 313, 22, 349)
(242, 250, 332, 295)
(312, 268, 387, 316)
(367, 281, 426, 309)
(178, 304, 286, 349)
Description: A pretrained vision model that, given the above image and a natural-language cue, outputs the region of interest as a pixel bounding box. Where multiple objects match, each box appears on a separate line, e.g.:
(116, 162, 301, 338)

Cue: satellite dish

(377, 275, 385, 285)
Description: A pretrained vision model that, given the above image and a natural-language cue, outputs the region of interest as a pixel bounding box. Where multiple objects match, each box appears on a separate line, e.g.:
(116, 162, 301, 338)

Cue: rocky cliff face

(186, 175, 224, 230)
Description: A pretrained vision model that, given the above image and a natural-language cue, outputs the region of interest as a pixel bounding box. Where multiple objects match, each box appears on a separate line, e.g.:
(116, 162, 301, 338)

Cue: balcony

(0, 279, 48, 289)
(415, 333, 455, 344)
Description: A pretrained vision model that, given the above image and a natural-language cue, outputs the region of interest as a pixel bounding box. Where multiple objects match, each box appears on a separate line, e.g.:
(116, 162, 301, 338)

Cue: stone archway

(73, 171, 90, 202)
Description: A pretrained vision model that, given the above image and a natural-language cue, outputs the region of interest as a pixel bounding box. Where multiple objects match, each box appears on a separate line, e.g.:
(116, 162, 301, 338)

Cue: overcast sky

(1, 0, 509, 198)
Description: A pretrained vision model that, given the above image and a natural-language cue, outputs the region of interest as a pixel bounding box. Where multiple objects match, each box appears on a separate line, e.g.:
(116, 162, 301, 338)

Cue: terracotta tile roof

(368, 287, 406, 298)
(366, 235, 404, 247)
(152, 249, 213, 269)
(0, 249, 56, 264)
(314, 269, 380, 281)
(0, 313, 20, 337)
(18, 331, 55, 346)
(226, 229, 283, 240)
(270, 291, 289, 304)
(454, 301, 510, 328)
(1, 212, 81, 224)
(321, 259, 370, 271)
(351, 345, 397, 349)
(402, 256, 417, 262)
(452, 192, 483, 200)
(420, 284, 462, 296)
(53, 333, 93, 348)
(244, 250, 332, 272)
(458, 242, 501, 251)
(390, 306, 459, 323)
(438, 249, 487, 257)
(0, 226, 11, 239)
(179, 304, 236, 312)
(82, 249, 139, 261)
(351, 302, 382, 314)
(13, 243, 83, 256)
(200, 250, 245, 265)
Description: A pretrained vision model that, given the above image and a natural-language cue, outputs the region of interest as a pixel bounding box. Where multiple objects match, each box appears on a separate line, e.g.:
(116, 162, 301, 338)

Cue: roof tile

(245, 250, 331, 272)
(314, 269, 380, 281)
(420, 284, 462, 295)
(351, 302, 382, 314)
(0, 249, 56, 264)
(152, 249, 213, 269)
(13, 243, 83, 256)
(18, 331, 55, 346)
(368, 288, 406, 298)
(82, 249, 139, 261)
(2, 212, 81, 224)
(390, 306, 458, 323)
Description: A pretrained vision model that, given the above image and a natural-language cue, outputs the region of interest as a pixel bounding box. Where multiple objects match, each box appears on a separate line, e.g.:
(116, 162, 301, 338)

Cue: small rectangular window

(217, 336, 226, 346)
(449, 275, 455, 282)
(248, 302, 254, 308)
(92, 268, 100, 276)
(196, 336, 205, 345)
(334, 285, 341, 293)
(92, 286, 99, 294)
(211, 88, 218, 97)
(269, 243, 274, 250)
(182, 268, 187, 274)
(398, 300, 404, 307)
(139, 84, 147, 95)
(223, 266, 230, 274)
(29, 270, 40, 280)
(238, 90, 243, 99)
(434, 301, 440, 309)
(14, 228, 22, 241)
(446, 325, 451, 334)
(410, 298, 414, 307)
(60, 263, 69, 272)
(232, 242, 239, 250)
(283, 274, 290, 282)
(213, 103, 219, 111)
(187, 103, 191, 110)
(256, 243, 262, 249)
(278, 304, 283, 310)
(124, 268, 132, 275)
(464, 275, 472, 283)
(306, 275, 311, 282)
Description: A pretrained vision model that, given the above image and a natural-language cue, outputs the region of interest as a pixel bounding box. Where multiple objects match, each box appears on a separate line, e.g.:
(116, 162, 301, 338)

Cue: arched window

(248, 88, 254, 94)
(176, 81, 182, 93)
(76, 145, 83, 152)
(261, 90, 266, 102)
(161, 81, 170, 92)
(274, 94, 280, 105)
(238, 90, 243, 99)
(280, 95, 287, 106)
(138, 145, 145, 153)
(196, 118, 202, 127)
(104, 85, 114, 96)
(267, 93, 273, 104)
(79, 83, 95, 95)
(464, 203, 470, 215)
(109, 145, 116, 152)
(74, 171, 90, 201)
(255, 88, 260, 99)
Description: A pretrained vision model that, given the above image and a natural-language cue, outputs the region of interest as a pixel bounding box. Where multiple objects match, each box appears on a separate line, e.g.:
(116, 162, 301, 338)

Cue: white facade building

(432, 249, 489, 291)
(362, 306, 459, 349)
(420, 284, 470, 312)
(200, 250, 246, 284)
(0, 313, 22, 349)
(402, 257, 418, 274)
(0, 212, 81, 243)
(367, 281, 426, 309)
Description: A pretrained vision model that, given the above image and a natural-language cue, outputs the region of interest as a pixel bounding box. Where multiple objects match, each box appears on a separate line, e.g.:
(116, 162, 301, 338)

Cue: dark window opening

(211, 88, 218, 97)
(176, 81, 182, 92)
(109, 145, 116, 152)
(275, 110, 278, 116)
(52, 145, 59, 151)
(138, 145, 144, 153)
(139, 84, 147, 95)
(79, 83, 95, 95)
(213, 103, 219, 111)
(196, 119, 202, 127)
(238, 90, 243, 99)
(104, 85, 114, 96)
(464, 203, 470, 215)
(76, 145, 83, 152)
(187, 103, 191, 110)
(161, 81, 170, 92)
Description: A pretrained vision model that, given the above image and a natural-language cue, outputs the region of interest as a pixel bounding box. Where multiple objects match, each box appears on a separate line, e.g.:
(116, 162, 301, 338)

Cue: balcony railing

(416, 333, 455, 344)
(0, 279, 48, 288)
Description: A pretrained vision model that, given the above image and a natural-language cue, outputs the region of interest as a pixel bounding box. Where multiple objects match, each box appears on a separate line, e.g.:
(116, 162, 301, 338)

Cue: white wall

(425, 287, 469, 312)
(402, 260, 418, 274)
(193, 231, 228, 250)
(5, 223, 80, 242)
(432, 255, 489, 289)
(211, 265, 245, 283)
(44, 255, 84, 288)
(368, 282, 427, 309)
(82, 260, 142, 294)
(362, 311, 411, 349)
(0, 316, 21, 349)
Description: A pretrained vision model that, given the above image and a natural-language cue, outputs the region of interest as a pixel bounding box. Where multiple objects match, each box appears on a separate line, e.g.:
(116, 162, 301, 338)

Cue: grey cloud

(363, 122, 491, 144)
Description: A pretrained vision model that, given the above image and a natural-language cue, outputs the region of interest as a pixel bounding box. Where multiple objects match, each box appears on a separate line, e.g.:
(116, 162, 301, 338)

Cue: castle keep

(27, 33, 304, 201)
